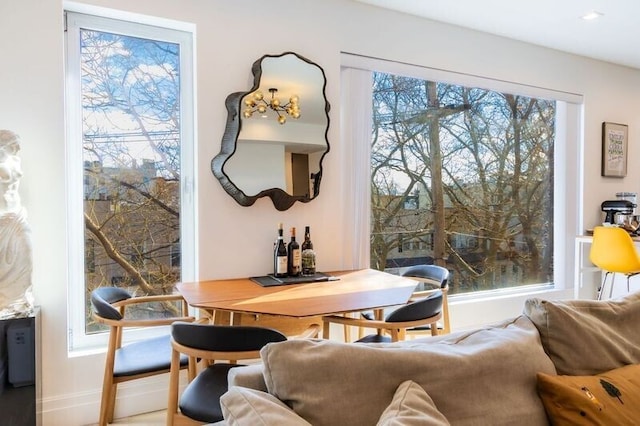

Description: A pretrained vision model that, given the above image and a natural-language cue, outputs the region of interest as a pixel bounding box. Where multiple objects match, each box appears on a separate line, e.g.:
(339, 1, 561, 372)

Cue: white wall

(225, 142, 287, 195)
(2, 0, 640, 423)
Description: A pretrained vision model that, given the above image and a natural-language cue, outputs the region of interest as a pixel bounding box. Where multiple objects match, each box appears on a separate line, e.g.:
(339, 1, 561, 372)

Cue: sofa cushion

(376, 380, 450, 426)
(537, 363, 640, 425)
(260, 315, 554, 426)
(524, 292, 640, 375)
(220, 386, 311, 426)
(227, 363, 268, 392)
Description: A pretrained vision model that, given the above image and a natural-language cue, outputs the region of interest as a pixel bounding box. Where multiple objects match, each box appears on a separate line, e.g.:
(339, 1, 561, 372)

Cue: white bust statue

(0, 130, 33, 319)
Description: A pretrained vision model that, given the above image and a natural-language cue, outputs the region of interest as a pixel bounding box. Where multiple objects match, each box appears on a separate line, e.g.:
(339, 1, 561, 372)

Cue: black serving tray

(250, 272, 339, 287)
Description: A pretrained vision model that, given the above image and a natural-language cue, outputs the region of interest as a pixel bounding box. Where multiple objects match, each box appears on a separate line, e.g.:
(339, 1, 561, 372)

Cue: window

(341, 54, 581, 301)
(370, 71, 556, 295)
(65, 11, 195, 350)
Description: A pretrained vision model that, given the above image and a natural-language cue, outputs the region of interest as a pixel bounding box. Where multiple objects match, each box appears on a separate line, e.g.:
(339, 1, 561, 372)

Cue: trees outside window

(66, 12, 195, 340)
(371, 72, 555, 295)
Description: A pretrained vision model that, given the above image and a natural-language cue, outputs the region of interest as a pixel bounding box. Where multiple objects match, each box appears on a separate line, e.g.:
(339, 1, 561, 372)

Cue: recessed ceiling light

(581, 11, 603, 20)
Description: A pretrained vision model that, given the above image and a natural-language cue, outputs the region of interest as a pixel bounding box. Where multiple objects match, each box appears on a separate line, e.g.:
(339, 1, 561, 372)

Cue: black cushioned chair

(166, 322, 320, 425)
(402, 264, 451, 334)
(322, 290, 444, 343)
(90, 287, 194, 426)
(353, 265, 450, 340)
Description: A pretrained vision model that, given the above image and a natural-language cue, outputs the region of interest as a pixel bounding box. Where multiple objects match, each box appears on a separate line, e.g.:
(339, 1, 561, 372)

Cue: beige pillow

(537, 363, 640, 425)
(377, 380, 450, 426)
(220, 386, 311, 426)
(260, 315, 554, 426)
(524, 292, 640, 375)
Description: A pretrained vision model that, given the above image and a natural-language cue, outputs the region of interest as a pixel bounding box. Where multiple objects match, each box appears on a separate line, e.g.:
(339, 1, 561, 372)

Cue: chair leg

(107, 383, 118, 423)
(374, 309, 384, 336)
(609, 273, 616, 299)
(441, 293, 451, 334)
(322, 320, 331, 340)
(597, 272, 611, 300)
(98, 376, 113, 426)
(430, 324, 439, 337)
(166, 349, 182, 426)
(188, 356, 197, 381)
(100, 328, 118, 426)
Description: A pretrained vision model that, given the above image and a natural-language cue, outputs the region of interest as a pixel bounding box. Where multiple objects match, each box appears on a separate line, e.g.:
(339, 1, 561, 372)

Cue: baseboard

(41, 372, 186, 425)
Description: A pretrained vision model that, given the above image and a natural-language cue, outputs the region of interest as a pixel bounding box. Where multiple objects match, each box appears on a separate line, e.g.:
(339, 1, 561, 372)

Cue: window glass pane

(80, 29, 183, 333)
(370, 72, 555, 295)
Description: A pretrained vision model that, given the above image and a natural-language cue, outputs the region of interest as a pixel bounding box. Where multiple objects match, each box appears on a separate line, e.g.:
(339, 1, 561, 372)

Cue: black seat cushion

(356, 334, 392, 343)
(114, 334, 187, 377)
(385, 291, 442, 322)
(179, 363, 242, 422)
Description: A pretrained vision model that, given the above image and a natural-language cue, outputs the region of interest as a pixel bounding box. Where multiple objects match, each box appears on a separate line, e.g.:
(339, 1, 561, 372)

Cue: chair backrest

(401, 264, 449, 289)
(90, 287, 132, 321)
(171, 322, 287, 352)
(386, 290, 443, 322)
(590, 226, 640, 273)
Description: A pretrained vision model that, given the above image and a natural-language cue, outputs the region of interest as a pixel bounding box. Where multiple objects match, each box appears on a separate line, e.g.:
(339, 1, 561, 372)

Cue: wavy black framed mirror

(212, 52, 330, 211)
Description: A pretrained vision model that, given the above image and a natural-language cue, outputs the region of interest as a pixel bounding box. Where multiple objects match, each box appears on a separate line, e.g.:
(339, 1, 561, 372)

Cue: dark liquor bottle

(274, 223, 288, 278)
(301, 226, 316, 276)
(287, 227, 301, 277)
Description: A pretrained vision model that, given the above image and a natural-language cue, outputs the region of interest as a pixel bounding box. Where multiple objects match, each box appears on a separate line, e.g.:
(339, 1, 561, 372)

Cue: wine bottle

(274, 223, 288, 278)
(287, 227, 301, 277)
(301, 226, 316, 276)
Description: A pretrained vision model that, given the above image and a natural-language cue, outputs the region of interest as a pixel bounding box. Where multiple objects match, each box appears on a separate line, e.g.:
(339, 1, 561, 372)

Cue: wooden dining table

(176, 268, 419, 337)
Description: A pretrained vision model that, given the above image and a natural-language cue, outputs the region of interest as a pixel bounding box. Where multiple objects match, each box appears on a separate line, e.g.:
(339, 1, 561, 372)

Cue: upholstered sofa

(219, 292, 640, 425)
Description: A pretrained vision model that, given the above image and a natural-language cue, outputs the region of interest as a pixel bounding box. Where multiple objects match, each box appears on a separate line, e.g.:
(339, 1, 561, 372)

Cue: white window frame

(341, 53, 583, 327)
(64, 6, 197, 353)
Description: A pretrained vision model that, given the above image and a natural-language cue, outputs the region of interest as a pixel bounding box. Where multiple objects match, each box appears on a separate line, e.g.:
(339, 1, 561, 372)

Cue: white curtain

(340, 66, 372, 269)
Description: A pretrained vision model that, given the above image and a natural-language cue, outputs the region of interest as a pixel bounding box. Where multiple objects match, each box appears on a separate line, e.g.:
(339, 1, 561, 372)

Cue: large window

(65, 11, 195, 349)
(371, 72, 555, 295)
(341, 55, 582, 302)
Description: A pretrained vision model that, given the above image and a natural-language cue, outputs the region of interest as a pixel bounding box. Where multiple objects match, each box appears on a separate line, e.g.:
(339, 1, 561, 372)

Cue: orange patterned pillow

(537, 364, 640, 425)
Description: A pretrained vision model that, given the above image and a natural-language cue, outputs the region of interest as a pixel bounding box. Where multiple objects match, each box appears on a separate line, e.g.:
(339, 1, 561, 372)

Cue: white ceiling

(352, 0, 640, 70)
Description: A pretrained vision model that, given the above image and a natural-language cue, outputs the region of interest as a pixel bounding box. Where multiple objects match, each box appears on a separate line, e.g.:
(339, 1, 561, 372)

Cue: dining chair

(322, 290, 443, 343)
(166, 322, 320, 425)
(355, 265, 450, 340)
(589, 225, 640, 300)
(90, 287, 195, 426)
(401, 264, 451, 334)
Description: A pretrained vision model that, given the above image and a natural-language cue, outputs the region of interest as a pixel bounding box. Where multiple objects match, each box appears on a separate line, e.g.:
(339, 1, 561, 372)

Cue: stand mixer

(601, 200, 639, 233)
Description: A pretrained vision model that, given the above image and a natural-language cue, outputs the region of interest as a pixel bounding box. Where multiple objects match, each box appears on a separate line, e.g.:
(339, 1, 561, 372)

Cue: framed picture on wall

(601, 122, 628, 177)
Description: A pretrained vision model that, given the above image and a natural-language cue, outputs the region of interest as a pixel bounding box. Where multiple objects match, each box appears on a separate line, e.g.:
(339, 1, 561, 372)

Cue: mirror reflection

(212, 52, 330, 211)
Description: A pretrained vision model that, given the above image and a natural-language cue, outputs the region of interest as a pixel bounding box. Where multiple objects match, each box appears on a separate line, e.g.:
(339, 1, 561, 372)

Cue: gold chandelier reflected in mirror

(243, 88, 300, 125)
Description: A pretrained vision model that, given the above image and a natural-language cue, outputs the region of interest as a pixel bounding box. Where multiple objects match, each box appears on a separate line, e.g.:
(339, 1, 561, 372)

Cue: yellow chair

(589, 226, 640, 300)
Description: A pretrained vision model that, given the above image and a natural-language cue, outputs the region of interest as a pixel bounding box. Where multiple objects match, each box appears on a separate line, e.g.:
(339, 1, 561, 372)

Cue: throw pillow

(537, 363, 640, 425)
(220, 386, 311, 426)
(377, 380, 450, 426)
(524, 292, 640, 375)
(260, 315, 555, 426)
